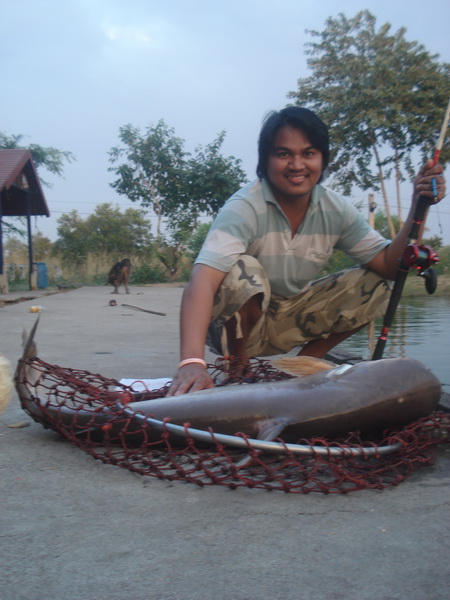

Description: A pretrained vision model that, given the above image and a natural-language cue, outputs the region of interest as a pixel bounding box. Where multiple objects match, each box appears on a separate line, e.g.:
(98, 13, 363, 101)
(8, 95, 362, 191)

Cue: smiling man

(167, 107, 446, 396)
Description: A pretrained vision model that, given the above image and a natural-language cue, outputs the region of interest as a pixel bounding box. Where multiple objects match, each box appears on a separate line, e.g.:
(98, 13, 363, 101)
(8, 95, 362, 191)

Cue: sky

(2, 0, 450, 244)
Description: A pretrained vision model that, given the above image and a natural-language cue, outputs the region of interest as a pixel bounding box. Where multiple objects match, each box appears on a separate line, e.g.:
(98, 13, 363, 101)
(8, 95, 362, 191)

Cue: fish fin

(257, 417, 289, 441)
(271, 355, 337, 377)
(21, 315, 40, 361)
(234, 418, 289, 469)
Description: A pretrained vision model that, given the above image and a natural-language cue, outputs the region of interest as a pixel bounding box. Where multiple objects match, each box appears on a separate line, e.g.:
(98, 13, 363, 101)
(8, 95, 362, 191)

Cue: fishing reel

(402, 244, 440, 294)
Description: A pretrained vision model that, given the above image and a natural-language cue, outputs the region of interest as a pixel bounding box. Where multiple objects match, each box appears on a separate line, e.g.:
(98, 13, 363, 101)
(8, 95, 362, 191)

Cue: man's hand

(367, 159, 446, 281)
(413, 159, 446, 204)
(166, 363, 215, 397)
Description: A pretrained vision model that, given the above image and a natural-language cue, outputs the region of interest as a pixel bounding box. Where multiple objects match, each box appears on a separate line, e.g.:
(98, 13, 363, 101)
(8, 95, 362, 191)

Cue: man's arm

(166, 263, 227, 396)
(367, 160, 446, 280)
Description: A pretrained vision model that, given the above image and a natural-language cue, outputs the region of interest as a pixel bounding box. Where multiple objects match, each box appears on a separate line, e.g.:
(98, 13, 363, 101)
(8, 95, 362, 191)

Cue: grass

(402, 273, 450, 297)
(6, 271, 450, 297)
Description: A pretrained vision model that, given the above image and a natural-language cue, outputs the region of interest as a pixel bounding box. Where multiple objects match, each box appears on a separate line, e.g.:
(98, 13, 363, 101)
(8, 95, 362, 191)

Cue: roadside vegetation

(5, 219, 449, 297)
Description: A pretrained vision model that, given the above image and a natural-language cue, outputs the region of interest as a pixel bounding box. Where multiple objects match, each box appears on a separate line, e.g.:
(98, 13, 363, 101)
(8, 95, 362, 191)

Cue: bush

(187, 223, 211, 260)
(92, 273, 109, 285)
(315, 250, 356, 278)
(433, 245, 450, 276)
(131, 263, 168, 284)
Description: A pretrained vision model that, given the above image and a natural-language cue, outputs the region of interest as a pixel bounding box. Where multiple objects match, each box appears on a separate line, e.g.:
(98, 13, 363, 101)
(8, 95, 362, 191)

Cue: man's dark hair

(256, 106, 329, 182)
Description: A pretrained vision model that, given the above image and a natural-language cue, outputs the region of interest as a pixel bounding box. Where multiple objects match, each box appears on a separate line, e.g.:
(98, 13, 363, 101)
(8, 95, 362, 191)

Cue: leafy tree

(84, 204, 153, 257)
(434, 244, 450, 275)
(373, 210, 442, 247)
(52, 204, 154, 269)
(186, 222, 212, 260)
(288, 10, 450, 237)
(170, 132, 247, 237)
(6, 232, 56, 260)
(374, 211, 401, 239)
(52, 210, 90, 270)
(108, 121, 247, 244)
(316, 250, 356, 278)
(4, 236, 27, 257)
(0, 132, 75, 187)
(108, 121, 186, 239)
(31, 232, 53, 261)
(421, 235, 443, 250)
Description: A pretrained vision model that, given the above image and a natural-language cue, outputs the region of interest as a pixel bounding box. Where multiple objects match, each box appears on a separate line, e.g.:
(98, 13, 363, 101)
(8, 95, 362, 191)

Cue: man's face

(266, 125, 324, 204)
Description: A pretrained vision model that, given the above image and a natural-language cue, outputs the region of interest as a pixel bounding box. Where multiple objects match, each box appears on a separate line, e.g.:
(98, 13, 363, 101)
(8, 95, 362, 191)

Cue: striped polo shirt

(195, 178, 389, 298)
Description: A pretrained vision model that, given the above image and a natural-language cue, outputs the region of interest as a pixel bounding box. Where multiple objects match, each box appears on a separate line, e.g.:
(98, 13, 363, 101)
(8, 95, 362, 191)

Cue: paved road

(1, 285, 449, 600)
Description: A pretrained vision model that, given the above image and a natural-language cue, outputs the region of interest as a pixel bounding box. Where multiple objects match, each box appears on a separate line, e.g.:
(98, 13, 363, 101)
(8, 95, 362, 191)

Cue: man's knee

(212, 256, 270, 322)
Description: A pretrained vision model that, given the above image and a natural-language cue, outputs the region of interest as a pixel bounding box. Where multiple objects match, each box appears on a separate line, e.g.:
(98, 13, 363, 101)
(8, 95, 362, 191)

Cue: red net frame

(16, 356, 450, 494)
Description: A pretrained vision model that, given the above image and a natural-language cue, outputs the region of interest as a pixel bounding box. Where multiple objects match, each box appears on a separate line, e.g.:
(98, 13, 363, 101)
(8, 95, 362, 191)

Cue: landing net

(16, 356, 450, 494)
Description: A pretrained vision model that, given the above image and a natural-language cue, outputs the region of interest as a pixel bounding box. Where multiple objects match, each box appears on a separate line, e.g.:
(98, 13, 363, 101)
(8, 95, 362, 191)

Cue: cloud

(100, 19, 167, 52)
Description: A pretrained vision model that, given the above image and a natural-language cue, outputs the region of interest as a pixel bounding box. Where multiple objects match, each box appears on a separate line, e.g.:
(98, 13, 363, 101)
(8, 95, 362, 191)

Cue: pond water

(337, 296, 450, 393)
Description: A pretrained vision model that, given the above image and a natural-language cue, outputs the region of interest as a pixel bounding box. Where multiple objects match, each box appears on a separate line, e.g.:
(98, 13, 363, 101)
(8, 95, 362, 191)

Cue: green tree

(0, 132, 75, 187)
(85, 204, 153, 257)
(288, 10, 450, 238)
(53, 204, 154, 269)
(108, 121, 247, 244)
(4, 236, 27, 257)
(373, 211, 401, 239)
(186, 222, 212, 260)
(171, 132, 247, 237)
(52, 210, 90, 269)
(434, 244, 450, 275)
(108, 121, 186, 239)
(316, 250, 356, 277)
(421, 235, 443, 250)
(4, 233, 52, 284)
(31, 232, 53, 261)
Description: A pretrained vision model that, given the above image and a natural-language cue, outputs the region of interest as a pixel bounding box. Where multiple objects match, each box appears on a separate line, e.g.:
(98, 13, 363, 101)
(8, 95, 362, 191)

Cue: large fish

(15, 317, 442, 445)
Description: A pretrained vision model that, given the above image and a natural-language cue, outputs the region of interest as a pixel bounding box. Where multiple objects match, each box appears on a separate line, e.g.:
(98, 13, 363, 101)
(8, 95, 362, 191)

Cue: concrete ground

(1, 285, 449, 600)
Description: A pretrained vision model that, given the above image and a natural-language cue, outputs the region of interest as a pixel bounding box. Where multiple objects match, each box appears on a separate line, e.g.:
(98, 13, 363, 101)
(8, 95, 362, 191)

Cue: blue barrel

(34, 262, 48, 289)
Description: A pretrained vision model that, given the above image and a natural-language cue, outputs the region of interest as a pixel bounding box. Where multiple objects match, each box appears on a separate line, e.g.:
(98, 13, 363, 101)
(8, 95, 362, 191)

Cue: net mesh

(16, 356, 450, 494)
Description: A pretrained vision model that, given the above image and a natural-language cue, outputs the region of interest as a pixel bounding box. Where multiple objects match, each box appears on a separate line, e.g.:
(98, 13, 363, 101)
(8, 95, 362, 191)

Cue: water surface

(338, 296, 450, 392)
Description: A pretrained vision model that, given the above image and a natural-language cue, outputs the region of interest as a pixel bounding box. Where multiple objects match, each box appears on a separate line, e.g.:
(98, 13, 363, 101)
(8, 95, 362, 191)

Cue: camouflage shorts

(206, 255, 391, 356)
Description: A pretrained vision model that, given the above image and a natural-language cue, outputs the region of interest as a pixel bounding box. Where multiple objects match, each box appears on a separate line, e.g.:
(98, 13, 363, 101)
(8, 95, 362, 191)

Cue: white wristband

(178, 358, 207, 369)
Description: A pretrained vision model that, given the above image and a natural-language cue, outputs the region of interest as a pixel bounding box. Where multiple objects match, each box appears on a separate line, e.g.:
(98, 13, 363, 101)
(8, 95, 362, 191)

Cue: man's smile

(266, 126, 323, 205)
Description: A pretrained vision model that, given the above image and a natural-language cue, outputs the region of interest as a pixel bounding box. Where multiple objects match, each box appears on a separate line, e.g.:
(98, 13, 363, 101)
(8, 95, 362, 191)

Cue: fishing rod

(372, 99, 450, 361)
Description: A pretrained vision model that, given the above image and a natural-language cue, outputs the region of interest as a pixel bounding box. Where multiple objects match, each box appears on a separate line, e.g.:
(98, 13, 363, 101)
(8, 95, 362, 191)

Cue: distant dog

(108, 259, 131, 294)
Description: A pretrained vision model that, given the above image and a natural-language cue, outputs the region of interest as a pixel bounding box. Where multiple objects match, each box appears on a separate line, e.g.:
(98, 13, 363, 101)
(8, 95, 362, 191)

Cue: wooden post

(26, 193, 37, 291)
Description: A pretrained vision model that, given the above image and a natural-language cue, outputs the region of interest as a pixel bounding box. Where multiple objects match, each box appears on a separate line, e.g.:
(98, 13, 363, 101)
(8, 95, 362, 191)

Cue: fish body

(124, 358, 441, 441)
(16, 320, 441, 444)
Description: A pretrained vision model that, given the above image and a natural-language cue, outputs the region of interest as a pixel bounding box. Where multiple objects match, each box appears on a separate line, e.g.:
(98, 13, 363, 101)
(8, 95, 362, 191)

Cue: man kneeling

(167, 107, 446, 396)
